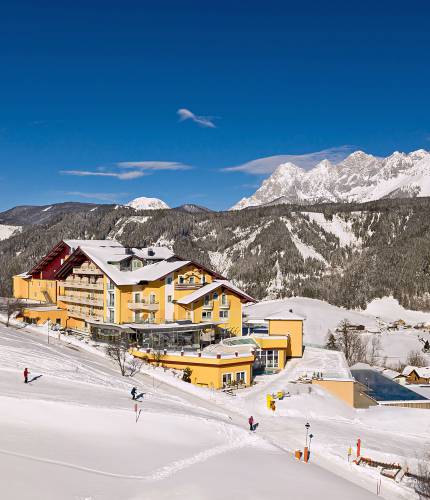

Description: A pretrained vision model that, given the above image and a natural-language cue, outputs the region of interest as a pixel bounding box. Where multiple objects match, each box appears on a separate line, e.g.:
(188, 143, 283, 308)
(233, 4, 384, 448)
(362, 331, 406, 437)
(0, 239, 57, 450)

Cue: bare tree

(2, 298, 25, 327)
(415, 452, 430, 499)
(406, 350, 428, 368)
(334, 319, 367, 366)
(105, 338, 143, 377)
(367, 335, 381, 365)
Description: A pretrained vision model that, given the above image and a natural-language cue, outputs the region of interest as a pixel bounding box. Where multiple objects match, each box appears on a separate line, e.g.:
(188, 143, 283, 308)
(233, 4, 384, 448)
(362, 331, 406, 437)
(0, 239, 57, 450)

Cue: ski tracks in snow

(0, 432, 258, 483)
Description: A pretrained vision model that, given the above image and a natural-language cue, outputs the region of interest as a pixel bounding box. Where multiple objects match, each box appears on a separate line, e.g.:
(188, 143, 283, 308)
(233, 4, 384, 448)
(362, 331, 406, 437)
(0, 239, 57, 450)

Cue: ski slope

(0, 323, 383, 500)
(1, 321, 428, 499)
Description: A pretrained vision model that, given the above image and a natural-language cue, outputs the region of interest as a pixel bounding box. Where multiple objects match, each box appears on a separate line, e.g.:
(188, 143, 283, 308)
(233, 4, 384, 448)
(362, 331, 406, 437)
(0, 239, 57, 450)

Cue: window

(166, 276, 172, 285)
(189, 276, 195, 284)
(179, 275, 185, 284)
(236, 371, 246, 384)
(221, 293, 227, 306)
(107, 279, 114, 291)
(167, 295, 172, 303)
(202, 311, 212, 320)
(108, 309, 115, 322)
(213, 292, 218, 300)
(220, 310, 229, 319)
(261, 350, 279, 368)
(204, 294, 210, 305)
(222, 373, 232, 387)
(150, 293, 156, 304)
(135, 292, 141, 303)
(201, 275, 206, 284)
(149, 312, 156, 323)
(108, 292, 115, 308)
(132, 258, 142, 270)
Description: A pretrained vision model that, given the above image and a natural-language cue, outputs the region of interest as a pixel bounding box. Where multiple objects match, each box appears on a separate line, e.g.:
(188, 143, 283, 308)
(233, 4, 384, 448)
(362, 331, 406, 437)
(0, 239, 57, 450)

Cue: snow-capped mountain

(231, 149, 430, 209)
(125, 197, 170, 211)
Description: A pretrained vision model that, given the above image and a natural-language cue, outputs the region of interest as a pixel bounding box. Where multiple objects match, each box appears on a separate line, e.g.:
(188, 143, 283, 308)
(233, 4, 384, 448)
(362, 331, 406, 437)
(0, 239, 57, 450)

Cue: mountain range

(231, 149, 430, 210)
(2, 197, 430, 313)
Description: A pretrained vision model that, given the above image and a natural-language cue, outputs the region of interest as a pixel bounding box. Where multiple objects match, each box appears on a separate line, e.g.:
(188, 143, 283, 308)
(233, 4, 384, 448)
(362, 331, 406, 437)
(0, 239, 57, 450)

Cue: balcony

(219, 300, 231, 309)
(175, 283, 203, 290)
(202, 301, 214, 310)
(73, 267, 103, 276)
(59, 280, 103, 291)
(67, 308, 103, 322)
(58, 295, 103, 307)
(128, 300, 159, 311)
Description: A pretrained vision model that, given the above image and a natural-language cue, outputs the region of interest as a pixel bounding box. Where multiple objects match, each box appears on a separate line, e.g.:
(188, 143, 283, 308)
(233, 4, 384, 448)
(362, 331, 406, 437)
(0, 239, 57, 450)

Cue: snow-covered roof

(176, 280, 255, 305)
(382, 368, 401, 380)
(64, 239, 123, 250)
(80, 245, 190, 285)
(289, 346, 353, 381)
(402, 365, 430, 379)
(202, 343, 256, 355)
(265, 312, 305, 321)
(133, 247, 175, 260)
(16, 272, 31, 279)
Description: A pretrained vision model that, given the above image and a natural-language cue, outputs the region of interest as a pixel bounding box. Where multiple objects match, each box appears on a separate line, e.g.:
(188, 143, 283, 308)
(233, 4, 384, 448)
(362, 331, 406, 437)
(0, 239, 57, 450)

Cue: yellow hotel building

(13, 239, 304, 389)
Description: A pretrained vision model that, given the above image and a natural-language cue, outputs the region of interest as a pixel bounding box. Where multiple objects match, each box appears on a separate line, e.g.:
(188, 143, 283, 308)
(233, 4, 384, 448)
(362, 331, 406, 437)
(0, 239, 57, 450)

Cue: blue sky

(1, 0, 430, 211)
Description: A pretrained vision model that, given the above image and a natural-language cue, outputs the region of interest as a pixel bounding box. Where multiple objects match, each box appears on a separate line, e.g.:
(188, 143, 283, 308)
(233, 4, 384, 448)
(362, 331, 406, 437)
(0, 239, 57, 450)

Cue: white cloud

(60, 170, 145, 180)
(65, 191, 126, 202)
(177, 108, 216, 128)
(117, 161, 192, 171)
(222, 146, 355, 174)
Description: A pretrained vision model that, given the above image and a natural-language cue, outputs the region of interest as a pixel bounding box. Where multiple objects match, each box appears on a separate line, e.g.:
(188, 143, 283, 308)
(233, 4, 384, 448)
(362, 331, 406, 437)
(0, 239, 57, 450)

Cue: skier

(24, 367, 29, 384)
(131, 387, 137, 400)
(248, 415, 254, 431)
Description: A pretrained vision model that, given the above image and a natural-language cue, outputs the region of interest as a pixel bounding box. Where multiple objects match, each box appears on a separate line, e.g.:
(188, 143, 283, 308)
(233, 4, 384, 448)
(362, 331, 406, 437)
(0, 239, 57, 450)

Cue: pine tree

(325, 331, 338, 350)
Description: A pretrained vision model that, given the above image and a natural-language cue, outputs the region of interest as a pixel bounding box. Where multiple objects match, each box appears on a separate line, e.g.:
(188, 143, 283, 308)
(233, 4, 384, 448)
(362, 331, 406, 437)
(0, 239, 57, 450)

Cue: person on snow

(248, 415, 254, 431)
(131, 387, 137, 400)
(24, 367, 29, 384)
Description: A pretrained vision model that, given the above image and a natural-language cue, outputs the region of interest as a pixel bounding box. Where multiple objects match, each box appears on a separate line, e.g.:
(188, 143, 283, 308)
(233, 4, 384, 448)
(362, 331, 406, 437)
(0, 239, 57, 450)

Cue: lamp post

(305, 422, 310, 448)
(309, 433, 314, 454)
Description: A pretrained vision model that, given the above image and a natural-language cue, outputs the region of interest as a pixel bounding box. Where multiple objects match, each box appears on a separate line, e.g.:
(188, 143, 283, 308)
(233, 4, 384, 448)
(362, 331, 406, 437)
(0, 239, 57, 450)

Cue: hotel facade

(13, 239, 304, 389)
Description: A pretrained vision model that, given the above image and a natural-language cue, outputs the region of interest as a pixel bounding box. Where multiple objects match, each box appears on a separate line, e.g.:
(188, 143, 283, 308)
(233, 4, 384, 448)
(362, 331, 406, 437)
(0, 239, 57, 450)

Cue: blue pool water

(351, 369, 428, 402)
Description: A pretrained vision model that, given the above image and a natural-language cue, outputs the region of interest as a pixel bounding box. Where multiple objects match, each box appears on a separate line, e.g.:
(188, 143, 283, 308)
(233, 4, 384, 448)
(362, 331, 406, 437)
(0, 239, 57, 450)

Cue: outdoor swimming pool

(351, 369, 428, 402)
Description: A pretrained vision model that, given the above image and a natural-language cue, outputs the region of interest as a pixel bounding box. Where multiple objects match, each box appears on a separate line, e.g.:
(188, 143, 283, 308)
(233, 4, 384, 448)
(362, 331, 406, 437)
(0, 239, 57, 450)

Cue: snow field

(0, 324, 380, 500)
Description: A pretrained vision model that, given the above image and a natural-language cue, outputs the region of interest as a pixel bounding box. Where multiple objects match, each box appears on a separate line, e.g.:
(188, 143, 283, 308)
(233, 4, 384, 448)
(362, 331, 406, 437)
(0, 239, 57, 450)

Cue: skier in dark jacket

(131, 387, 137, 400)
(248, 415, 254, 431)
(24, 368, 29, 384)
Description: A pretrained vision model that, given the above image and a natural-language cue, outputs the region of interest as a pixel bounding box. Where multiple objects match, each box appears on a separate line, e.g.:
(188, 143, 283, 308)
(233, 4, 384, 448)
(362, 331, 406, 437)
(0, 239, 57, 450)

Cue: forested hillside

(1, 198, 430, 311)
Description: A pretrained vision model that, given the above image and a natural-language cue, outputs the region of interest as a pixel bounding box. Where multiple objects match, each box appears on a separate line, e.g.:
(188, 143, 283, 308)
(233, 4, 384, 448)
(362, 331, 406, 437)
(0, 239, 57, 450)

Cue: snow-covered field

(0, 323, 389, 500)
(245, 296, 430, 366)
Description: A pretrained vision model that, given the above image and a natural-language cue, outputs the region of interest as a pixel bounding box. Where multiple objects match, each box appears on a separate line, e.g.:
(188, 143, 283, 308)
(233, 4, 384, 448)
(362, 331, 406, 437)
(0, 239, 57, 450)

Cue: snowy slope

(231, 149, 430, 209)
(126, 196, 170, 210)
(244, 296, 430, 365)
(0, 224, 21, 241)
(0, 323, 382, 500)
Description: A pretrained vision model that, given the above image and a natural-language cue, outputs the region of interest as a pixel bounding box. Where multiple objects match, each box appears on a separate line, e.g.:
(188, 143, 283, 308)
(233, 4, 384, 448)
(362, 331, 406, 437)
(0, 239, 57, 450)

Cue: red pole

(357, 438, 361, 458)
